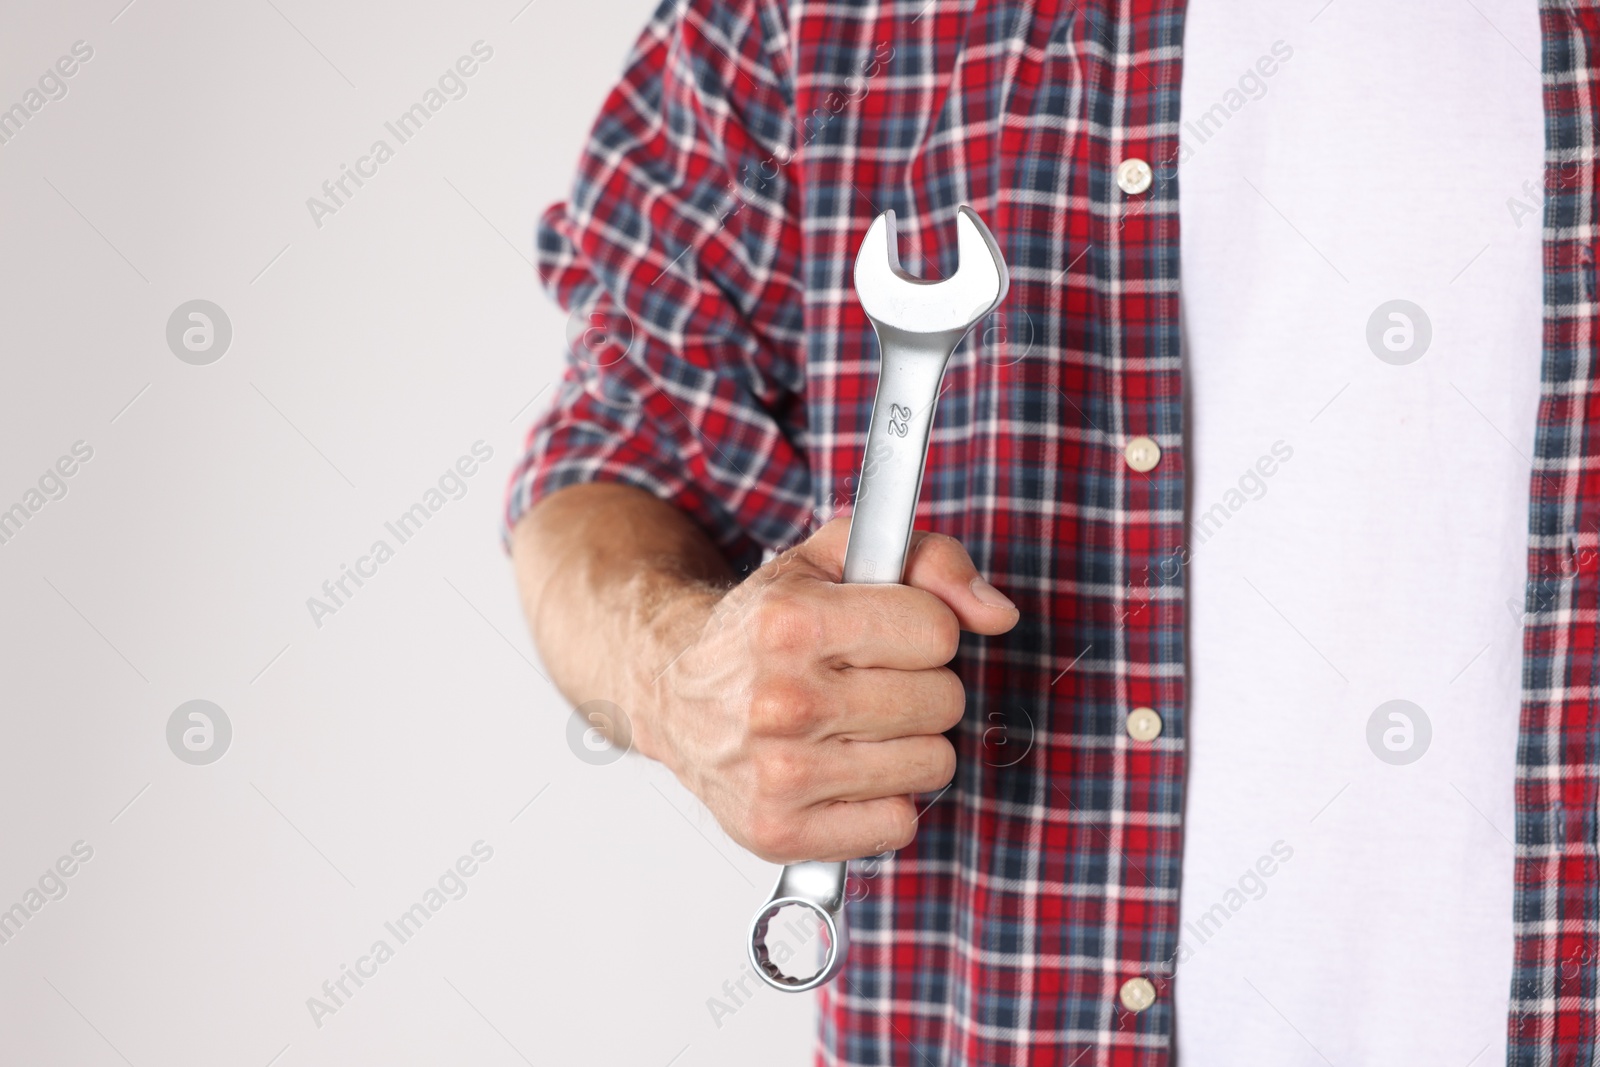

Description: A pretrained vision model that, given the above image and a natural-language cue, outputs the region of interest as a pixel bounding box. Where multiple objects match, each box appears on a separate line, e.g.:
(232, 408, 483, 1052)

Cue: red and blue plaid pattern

(508, 1, 1600, 1062)
(1513, 6, 1600, 1065)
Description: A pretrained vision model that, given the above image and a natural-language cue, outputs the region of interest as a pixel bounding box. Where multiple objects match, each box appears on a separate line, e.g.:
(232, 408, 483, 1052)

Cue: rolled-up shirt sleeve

(505, 0, 812, 574)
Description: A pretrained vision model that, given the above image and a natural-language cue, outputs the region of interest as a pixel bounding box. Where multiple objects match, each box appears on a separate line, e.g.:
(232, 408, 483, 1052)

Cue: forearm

(510, 482, 732, 763)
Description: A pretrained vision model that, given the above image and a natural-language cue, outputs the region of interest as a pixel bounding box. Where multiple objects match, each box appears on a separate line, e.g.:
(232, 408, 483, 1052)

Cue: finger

(740, 578, 955, 672)
(805, 582, 962, 670)
(788, 522, 1021, 639)
(902, 531, 1020, 635)
(810, 734, 957, 802)
(783, 515, 854, 581)
(818, 664, 964, 741)
(790, 795, 921, 863)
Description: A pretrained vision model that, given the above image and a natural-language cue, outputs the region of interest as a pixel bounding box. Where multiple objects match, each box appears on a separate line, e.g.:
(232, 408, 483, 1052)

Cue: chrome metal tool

(746, 205, 1009, 992)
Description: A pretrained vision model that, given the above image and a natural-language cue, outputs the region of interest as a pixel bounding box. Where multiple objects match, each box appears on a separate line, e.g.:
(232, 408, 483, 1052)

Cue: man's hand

(646, 519, 1020, 864)
(512, 484, 1019, 866)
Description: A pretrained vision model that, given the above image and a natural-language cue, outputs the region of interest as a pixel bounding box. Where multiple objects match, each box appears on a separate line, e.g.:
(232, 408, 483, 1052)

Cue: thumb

(900, 531, 1020, 635)
(793, 521, 1020, 634)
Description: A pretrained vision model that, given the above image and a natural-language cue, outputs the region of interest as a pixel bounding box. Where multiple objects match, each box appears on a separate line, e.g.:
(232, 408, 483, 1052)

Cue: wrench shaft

(842, 327, 959, 586)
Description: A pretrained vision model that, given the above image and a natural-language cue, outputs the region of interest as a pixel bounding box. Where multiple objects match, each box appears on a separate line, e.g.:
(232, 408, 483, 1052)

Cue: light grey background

(0, 1, 811, 1063)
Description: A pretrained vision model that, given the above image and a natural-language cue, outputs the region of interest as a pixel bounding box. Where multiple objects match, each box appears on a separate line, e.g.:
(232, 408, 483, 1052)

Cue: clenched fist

(638, 518, 1020, 865)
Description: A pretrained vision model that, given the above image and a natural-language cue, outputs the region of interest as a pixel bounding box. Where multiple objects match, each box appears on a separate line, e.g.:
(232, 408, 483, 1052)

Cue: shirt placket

(1096, 0, 1189, 1059)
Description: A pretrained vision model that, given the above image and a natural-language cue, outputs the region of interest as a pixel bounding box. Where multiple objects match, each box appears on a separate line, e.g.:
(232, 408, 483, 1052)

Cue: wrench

(746, 205, 1010, 992)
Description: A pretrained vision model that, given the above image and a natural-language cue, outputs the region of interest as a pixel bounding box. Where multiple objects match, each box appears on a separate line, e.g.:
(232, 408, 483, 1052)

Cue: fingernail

(970, 576, 1015, 611)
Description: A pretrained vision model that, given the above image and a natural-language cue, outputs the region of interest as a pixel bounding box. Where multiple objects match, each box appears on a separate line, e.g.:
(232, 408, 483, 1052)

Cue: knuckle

(935, 668, 967, 730)
(751, 593, 821, 655)
(927, 737, 958, 785)
(900, 737, 956, 793)
(922, 606, 962, 663)
(921, 531, 971, 567)
(748, 680, 817, 736)
(881, 798, 919, 851)
(753, 749, 812, 801)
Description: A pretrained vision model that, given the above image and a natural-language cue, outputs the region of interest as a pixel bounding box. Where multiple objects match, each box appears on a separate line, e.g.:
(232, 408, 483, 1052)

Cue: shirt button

(1126, 707, 1163, 742)
(1124, 436, 1161, 473)
(1116, 157, 1153, 195)
(1119, 976, 1157, 1012)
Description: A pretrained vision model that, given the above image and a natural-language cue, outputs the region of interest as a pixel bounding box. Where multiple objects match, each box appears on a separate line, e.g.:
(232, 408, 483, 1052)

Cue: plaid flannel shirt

(508, 1, 1600, 1062)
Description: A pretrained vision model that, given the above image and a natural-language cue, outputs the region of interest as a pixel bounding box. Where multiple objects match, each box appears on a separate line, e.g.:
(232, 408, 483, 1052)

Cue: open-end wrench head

(853, 206, 1010, 335)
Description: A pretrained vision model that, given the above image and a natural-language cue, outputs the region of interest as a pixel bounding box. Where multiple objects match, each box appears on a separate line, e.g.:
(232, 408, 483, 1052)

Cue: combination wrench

(746, 205, 1010, 992)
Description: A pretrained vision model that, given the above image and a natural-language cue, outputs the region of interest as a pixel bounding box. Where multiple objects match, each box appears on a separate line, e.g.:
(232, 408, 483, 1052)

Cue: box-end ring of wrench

(746, 205, 1010, 992)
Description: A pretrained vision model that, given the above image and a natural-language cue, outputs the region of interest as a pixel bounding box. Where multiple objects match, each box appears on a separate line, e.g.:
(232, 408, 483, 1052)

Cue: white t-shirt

(1175, 3, 1543, 1063)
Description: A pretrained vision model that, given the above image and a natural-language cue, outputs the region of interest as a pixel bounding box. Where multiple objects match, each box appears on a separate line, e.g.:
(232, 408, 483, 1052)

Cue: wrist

(622, 576, 723, 767)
